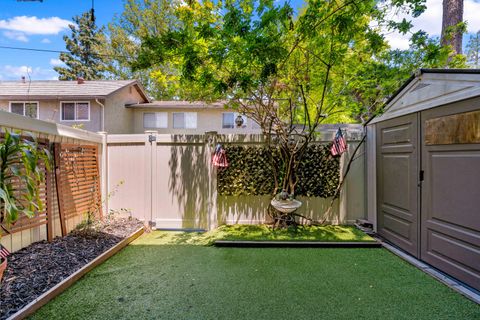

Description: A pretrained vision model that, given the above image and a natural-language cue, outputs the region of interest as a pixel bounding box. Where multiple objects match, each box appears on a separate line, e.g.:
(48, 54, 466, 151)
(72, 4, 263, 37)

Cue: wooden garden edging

(214, 240, 381, 248)
(7, 227, 145, 320)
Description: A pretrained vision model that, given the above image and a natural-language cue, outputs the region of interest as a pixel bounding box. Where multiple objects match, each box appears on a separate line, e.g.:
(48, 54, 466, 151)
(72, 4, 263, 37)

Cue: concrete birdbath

(270, 199, 302, 214)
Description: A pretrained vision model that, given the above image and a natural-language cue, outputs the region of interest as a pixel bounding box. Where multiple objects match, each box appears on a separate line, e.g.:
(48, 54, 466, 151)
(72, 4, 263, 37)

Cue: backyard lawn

(32, 231, 480, 320)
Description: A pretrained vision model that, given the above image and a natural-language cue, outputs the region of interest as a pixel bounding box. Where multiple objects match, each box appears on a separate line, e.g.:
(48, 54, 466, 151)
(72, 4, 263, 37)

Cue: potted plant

(0, 130, 51, 282)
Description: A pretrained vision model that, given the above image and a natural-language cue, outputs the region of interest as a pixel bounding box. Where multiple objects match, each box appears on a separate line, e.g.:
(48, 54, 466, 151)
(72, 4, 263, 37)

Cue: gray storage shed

(366, 69, 480, 291)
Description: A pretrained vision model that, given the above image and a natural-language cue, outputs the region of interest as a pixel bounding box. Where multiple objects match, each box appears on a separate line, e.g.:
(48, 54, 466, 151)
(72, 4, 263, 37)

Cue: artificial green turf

(139, 224, 375, 246)
(31, 231, 479, 320)
(211, 224, 376, 242)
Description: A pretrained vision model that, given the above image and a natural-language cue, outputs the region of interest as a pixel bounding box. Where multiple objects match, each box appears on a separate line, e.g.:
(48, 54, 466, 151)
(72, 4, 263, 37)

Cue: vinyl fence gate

(106, 133, 215, 230)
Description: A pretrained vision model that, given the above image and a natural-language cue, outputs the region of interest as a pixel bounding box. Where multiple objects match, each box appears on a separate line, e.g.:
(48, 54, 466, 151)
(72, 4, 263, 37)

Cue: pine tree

(55, 11, 107, 80)
(466, 31, 480, 68)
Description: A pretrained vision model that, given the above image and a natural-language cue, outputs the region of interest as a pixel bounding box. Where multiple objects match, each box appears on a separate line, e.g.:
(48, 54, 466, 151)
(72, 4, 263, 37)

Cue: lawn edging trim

(214, 240, 381, 248)
(7, 227, 145, 320)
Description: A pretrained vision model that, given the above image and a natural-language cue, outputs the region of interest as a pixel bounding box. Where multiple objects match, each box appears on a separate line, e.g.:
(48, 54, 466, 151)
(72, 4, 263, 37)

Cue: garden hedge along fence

(217, 144, 339, 197)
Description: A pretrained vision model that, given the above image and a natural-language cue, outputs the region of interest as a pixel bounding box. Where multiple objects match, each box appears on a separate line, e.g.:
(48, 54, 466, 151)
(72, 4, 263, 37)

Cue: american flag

(330, 128, 347, 156)
(0, 245, 10, 259)
(212, 144, 229, 168)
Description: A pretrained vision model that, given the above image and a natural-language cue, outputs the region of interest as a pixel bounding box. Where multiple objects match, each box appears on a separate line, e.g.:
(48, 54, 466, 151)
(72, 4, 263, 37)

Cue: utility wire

(0, 45, 130, 59)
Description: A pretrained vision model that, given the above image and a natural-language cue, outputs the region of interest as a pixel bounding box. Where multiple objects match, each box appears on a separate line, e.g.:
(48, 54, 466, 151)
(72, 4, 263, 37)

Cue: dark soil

(0, 217, 144, 319)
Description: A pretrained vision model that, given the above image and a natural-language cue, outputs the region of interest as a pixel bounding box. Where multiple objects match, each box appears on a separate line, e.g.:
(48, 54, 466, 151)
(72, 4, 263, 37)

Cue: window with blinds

(61, 102, 90, 121)
(173, 112, 197, 129)
(143, 112, 168, 128)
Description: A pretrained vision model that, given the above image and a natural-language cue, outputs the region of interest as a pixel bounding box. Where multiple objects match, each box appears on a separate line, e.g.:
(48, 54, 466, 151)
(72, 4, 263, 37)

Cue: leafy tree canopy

(101, 0, 182, 98)
(131, 0, 465, 123)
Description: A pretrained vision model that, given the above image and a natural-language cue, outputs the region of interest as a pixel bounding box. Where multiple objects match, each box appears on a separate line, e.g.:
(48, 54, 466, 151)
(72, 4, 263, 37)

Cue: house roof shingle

(0, 80, 150, 101)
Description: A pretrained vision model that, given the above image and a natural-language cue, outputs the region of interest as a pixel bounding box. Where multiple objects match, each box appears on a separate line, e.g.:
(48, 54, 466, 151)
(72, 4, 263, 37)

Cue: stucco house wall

(0, 99, 103, 132)
(104, 86, 146, 134)
(131, 107, 263, 134)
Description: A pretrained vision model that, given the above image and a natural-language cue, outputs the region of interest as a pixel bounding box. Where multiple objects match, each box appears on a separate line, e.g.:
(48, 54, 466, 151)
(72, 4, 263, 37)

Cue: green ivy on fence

(217, 144, 339, 197)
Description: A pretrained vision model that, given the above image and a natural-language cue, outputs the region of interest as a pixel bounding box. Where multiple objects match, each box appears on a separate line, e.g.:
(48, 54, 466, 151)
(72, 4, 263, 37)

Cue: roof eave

(0, 95, 109, 100)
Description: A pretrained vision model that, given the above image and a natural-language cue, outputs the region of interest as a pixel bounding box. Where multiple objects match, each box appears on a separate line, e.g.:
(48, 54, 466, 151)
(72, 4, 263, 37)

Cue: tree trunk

(441, 0, 464, 55)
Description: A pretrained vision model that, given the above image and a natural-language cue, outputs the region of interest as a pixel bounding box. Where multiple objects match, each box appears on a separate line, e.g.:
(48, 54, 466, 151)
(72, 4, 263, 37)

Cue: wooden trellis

(54, 143, 102, 236)
(0, 134, 53, 241)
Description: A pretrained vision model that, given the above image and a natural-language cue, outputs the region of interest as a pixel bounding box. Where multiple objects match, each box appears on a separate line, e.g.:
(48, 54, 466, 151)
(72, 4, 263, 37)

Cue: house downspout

(95, 98, 105, 132)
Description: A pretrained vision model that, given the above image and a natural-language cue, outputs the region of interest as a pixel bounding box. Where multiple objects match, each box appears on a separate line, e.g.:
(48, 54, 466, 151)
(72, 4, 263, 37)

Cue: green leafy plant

(0, 130, 51, 234)
(76, 180, 125, 232)
(217, 145, 339, 197)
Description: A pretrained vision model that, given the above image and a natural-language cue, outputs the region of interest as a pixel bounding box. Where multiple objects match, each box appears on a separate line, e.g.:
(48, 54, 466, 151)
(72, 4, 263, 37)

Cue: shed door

(421, 103, 480, 291)
(376, 114, 419, 257)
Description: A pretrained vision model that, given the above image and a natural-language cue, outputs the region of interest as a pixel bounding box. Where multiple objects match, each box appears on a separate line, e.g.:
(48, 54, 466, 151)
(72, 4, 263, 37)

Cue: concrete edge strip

(7, 227, 145, 320)
(214, 240, 381, 248)
(380, 240, 480, 305)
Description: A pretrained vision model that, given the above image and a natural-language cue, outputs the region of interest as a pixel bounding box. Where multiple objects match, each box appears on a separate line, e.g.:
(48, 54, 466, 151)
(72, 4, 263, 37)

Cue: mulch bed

(0, 217, 144, 319)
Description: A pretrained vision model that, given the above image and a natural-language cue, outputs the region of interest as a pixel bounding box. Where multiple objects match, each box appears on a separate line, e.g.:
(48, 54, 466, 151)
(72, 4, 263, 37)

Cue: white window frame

(8, 101, 39, 119)
(173, 112, 197, 129)
(60, 101, 91, 122)
(222, 112, 247, 129)
(143, 112, 168, 129)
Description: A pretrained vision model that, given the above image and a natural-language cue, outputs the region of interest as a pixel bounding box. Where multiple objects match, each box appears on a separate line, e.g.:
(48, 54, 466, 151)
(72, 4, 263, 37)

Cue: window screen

(61, 102, 89, 121)
(185, 112, 197, 129)
(61, 103, 75, 120)
(24, 103, 38, 118)
(222, 113, 235, 128)
(173, 113, 185, 129)
(76, 102, 89, 120)
(10, 103, 24, 115)
(143, 112, 167, 128)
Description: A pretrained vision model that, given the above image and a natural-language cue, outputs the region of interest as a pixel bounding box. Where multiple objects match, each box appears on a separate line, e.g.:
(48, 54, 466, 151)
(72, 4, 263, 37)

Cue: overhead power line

(0, 45, 129, 60)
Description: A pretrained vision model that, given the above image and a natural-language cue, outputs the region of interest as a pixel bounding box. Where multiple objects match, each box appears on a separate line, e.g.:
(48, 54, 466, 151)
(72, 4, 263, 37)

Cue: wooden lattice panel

(0, 134, 52, 237)
(54, 143, 102, 235)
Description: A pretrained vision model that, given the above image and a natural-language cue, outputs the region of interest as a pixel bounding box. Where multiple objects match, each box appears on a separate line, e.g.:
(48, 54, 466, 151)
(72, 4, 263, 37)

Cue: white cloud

(0, 16, 70, 42)
(3, 31, 29, 42)
(49, 58, 64, 66)
(0, 16, 70, 35)
(383, 32, 411, 50)
(382, 0, 480, 50)
(41, 38, 51, 44)
(464, 0, 480, 33)
(0, 65, 57, 80)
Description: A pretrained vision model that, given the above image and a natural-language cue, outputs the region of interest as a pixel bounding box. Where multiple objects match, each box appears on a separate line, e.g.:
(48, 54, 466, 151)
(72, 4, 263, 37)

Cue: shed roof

(0, 79, 150, 102)
(369, 69, 480, 124)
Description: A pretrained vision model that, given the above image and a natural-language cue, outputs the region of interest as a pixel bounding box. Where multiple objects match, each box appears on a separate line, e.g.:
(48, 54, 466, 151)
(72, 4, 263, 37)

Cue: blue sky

(0, 0, 125, 80)
(0, 0, 478, 81)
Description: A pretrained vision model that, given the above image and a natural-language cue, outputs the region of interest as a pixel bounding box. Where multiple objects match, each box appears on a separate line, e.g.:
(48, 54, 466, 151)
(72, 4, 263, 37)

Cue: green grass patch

(31, 231, 480, 320)
(144, 224, 375, 246)
(211, 224, 375, 242)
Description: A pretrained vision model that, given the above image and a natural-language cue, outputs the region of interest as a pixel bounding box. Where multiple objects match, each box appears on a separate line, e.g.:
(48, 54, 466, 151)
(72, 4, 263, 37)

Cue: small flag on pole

(330, 128, 347, 156)
(212, 144, 229, 168)
(0, 245, 10, 259)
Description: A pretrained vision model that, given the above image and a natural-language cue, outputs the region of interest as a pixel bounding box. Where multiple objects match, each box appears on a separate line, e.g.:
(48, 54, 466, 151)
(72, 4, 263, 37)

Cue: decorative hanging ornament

(235, 115, 244, 127)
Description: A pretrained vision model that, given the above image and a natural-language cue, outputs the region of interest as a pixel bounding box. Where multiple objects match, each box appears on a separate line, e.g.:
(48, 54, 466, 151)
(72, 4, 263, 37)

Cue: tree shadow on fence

(167, 135, 210, 230)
